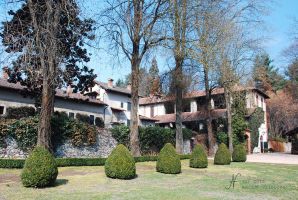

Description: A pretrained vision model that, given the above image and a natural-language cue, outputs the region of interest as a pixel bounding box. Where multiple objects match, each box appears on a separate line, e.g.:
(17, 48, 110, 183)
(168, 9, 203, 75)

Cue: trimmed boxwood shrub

(105, 144, 136, 179)
(232, 144, 247, 162)
(156, 143, 181, 174)
(21, 146, 58, 187)
(189, 144, 208, 168)
(214, 143, 231, 165)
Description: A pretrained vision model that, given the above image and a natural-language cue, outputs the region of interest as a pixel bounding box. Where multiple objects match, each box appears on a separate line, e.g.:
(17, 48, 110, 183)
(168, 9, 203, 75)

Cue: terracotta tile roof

(139, 115, 159, 121)
(94, 80, 131, 96)
(0, 78, 106, 106)
(139, 86, 269, 105)
(153, 109, 227, 124)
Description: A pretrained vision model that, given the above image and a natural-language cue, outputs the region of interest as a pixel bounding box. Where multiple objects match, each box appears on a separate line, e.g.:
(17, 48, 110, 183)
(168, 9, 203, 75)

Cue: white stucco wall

(0, 88, 105, 121)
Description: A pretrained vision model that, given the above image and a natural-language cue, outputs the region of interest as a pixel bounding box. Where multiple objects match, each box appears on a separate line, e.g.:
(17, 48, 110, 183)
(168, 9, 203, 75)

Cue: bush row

(111, 125, 193, 153)
(0, 154, 191, 169)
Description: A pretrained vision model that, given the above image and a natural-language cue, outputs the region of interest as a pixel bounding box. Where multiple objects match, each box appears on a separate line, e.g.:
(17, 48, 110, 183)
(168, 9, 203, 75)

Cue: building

(87, 78, 157, 127)
(139, 87, 270, 151)
(0, 71, 107, 124)
(0, 69, 155, 127)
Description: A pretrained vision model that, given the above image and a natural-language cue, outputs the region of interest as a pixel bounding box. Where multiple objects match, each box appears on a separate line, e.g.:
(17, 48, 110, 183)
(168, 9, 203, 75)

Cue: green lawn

(0, 160, 297, 200)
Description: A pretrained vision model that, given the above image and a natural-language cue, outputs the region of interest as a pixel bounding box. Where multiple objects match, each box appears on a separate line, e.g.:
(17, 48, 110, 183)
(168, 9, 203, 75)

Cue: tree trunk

(130, 56, 141, 156)
(204, 68, 215, 156)
(37, 77, 55, 150)
(224, 87, 233, 153)
(175, 63, 183, 154)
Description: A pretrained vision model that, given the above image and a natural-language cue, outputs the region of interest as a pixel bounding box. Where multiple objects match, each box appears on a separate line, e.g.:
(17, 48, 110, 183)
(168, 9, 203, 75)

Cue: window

(127, 119, 130, 126)
(69, 112, 75, 119)
(150, 106, 154, 118)
(0, 106, 4, 115)
(261, 98, 263, 108)
(89, 115, 95, 125)
(127, 102, 131, 111)
(199, 123, 204, 130)
(121, 102, 124, 108)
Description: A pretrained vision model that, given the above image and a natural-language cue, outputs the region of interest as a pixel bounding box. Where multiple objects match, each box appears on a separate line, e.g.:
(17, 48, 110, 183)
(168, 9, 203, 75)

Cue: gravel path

(246, 153, 298, 165)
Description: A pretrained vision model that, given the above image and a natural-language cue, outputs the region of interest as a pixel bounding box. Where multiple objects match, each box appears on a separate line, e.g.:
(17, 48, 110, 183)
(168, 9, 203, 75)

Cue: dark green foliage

(231, 92, 247, 145)
(76, 113, 90, 124)
(139, 126, 174, 153)
(110, 125, 130, 147)
(56, 158, 106, 167)
(214, 143, 231, 165)
(105, 144, 136, 179)
(0, 159, 25, 168)
(182, 128, 193, 140)
(21, 146, 58, 188)
(232, 144, 247, 162)
(189, 144, 208, 168)
(1, 1, 96, 105)
(9, 117, 39, 151)
(156, 143, 181, 174)
(5, 106, 36, 119)
(0, 114, 97, 151)
(0, 154, 191, 169)
(216, 131, 228, 146)
(95, 117, 105, 128)
(232, 114, 247, 145)
(248, 108, 264, 149)
(253, 53, 286, 92)
(111, 125, 192, 153)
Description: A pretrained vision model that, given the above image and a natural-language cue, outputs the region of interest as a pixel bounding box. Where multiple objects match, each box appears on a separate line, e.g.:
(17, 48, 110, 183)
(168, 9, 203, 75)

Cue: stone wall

(0, 129, 117, 159)
(55, 129, 117, 158)
(0, 129, 192, 159)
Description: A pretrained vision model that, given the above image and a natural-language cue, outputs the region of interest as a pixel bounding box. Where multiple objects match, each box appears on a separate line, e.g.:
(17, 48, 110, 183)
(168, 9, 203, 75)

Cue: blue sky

(0, 0, 298, 82)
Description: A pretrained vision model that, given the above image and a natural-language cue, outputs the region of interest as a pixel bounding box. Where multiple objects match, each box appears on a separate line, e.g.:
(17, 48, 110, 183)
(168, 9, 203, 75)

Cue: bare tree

(190, 0, 267, 154)
(100, 0, 168, 156)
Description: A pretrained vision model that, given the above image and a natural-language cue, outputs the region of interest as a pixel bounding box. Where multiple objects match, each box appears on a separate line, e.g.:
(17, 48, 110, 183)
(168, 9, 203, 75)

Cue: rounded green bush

(190, 144, 208, 168)
(105, 144, 136, 179)
(214, 143, 231, 165)
(232, 144, 247, 162)
(156, 143, 181, 174)
(21, 146, 58, 187)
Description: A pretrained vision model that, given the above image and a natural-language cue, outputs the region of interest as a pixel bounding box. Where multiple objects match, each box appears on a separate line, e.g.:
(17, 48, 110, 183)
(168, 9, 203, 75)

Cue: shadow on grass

(53, 179, 68, 187)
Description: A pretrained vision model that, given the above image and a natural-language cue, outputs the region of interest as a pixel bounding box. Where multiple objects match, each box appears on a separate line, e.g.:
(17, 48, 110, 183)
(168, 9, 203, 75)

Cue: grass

(0, 160, 297, 200)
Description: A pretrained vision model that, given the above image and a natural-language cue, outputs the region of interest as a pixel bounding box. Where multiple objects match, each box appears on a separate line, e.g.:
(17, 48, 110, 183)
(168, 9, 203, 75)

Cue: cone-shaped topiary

(190, 144, 208, 168)
(105, 144, 136, 179)
(156, 143, 181, 174)
(21, 146, 58, 187)
(232, 144, 247, 162)
(214, 143, 231, 165)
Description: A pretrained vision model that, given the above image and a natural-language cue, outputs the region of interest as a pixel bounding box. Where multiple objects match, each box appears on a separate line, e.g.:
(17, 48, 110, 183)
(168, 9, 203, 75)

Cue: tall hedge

(156, 143, 181, 174)
(190, 144, 208, 168)
(111, 125, 192, 153)
(21, 146, 58, 187)
(105, 144, 136, 179)
(6, 106, 36, 119)
(232, 144, 247, 162)
(214, 143, 231, 165)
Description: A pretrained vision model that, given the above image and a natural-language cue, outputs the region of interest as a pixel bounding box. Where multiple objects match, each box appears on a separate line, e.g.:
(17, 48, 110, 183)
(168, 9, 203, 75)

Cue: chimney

(108, 78, 114, 87)
(127, 83, 131, 90)
(66, 85, 73, 96)
(2, 67, 9, 79)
